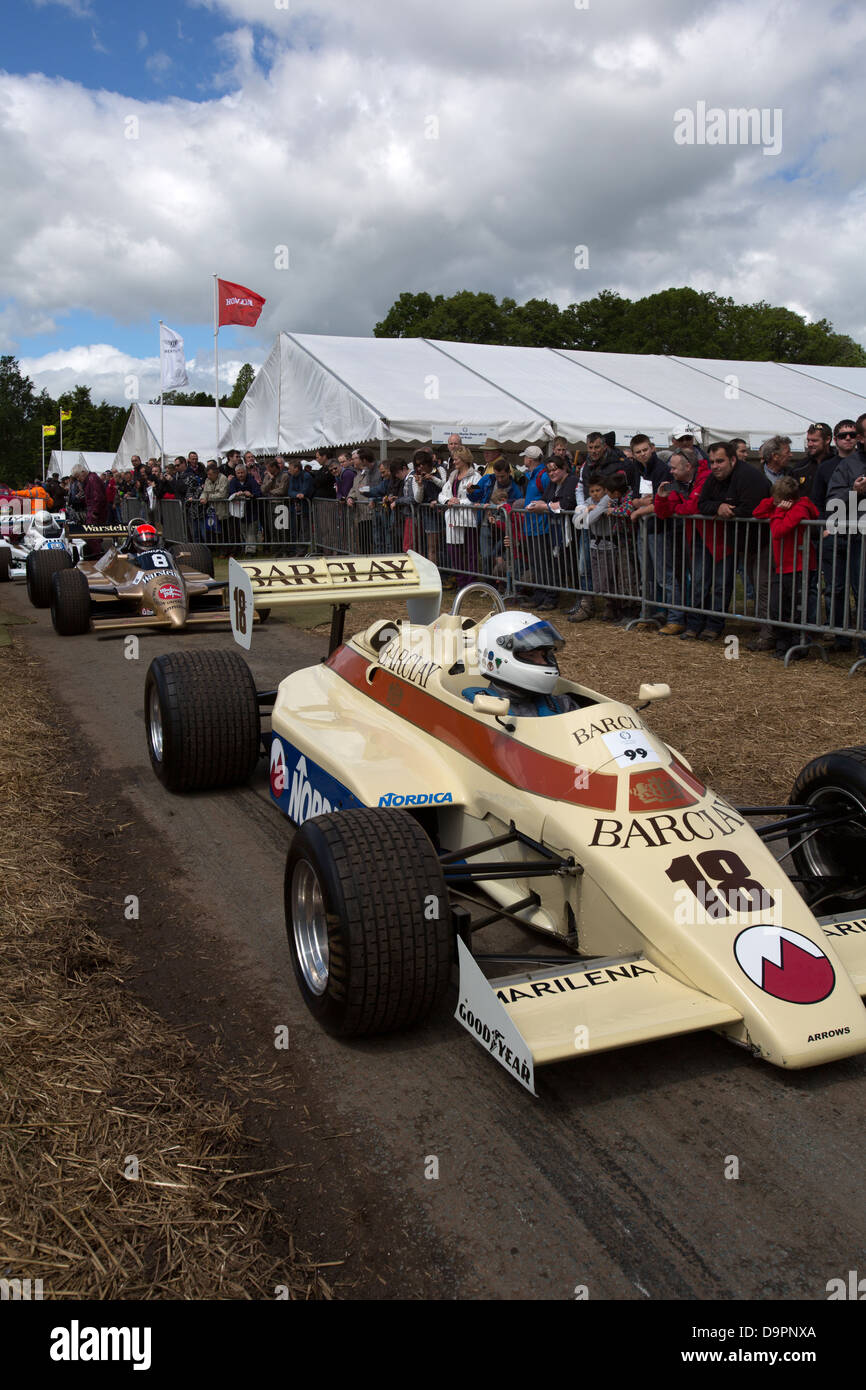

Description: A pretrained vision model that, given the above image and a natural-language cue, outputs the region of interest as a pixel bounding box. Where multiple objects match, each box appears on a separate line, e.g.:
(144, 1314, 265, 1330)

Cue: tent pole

(159, 318, 165, 468)
(213, 273, 220, 461)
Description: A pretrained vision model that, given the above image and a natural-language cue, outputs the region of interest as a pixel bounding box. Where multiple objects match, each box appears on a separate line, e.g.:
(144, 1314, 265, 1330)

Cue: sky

(3, 0, 866, 407)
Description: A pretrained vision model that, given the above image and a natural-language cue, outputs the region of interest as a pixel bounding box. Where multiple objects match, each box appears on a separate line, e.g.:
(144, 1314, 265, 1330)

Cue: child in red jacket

(753, 476, 819, 658)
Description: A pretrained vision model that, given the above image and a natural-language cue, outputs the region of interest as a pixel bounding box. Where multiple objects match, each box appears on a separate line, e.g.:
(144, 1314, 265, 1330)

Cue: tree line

(374, 286, 866, 364)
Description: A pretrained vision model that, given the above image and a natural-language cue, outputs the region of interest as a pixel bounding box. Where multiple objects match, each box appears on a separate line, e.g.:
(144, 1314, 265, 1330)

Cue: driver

(30, 510, 63, 540)
(474, 611, 583, 717)
(126, 521, 159, 553)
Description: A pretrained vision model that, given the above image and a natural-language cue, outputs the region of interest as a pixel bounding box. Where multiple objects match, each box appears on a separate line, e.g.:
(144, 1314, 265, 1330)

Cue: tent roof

(776, 362, 866, 418)
(430, 341, 690, 443)
(220, 332, 866, 455)
(114, 404, 236, 468)
(47, 450, 81, 477)
(222, 333, 555, 453)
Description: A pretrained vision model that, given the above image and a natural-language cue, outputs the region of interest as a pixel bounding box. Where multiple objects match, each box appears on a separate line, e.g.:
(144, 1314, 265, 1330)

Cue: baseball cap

(520, 446, 544, 459)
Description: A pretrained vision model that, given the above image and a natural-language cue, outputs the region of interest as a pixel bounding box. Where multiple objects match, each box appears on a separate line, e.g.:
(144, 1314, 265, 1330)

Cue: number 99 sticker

(601, 728, 658, 768)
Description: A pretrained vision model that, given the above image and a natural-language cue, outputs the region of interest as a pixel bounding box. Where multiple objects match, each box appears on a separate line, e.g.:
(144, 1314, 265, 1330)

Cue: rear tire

(50, 568, 91, 635)
(27, 548, 73, 607)
(0, 547, 10, 582)
(171, 541, 214, 577)
(790, 747, 866, 911)
(285, 807, 452, 1036)
(145, 649, 260, 792)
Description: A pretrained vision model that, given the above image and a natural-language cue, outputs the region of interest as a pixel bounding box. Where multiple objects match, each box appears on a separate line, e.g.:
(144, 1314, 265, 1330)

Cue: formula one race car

(47, 521, 238, 636)
(142, 552, 866, 1092)
(0, 510, 85, 604)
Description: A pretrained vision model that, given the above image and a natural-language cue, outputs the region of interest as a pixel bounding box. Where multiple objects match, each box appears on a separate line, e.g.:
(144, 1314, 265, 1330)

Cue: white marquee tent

(114, 405, 237, 470)
(47, 450, 81, 477)
(221, 334, 866, 457)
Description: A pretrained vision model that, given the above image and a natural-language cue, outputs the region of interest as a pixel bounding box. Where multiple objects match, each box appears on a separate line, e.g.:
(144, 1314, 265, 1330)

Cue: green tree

(228, 363, 255, 407)
(0, 357, 52, 485)
(508, 297, 570, 348)
(153, 389, 231, 406)
(561, 289, 630, 352)
(375, 286, 866, 365)
(374, 291, 436, 338)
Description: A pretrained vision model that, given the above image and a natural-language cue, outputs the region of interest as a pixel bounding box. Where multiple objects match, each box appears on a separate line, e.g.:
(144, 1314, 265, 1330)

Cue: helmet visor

(505, 620, 564, 665)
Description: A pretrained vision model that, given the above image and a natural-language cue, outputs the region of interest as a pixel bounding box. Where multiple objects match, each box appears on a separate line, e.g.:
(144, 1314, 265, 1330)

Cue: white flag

(159, 322, 189, 390)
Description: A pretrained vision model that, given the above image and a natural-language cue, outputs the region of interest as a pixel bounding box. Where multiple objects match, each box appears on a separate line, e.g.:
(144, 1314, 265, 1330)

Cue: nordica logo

(378, 792, 453, 807)
(287, 755, 332, 822)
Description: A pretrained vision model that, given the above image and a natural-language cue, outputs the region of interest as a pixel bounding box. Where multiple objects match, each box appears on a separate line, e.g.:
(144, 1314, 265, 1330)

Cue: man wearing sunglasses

(823, 420, 866, 650)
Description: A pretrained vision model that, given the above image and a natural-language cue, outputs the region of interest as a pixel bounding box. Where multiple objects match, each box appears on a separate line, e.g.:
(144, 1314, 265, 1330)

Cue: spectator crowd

(4, 417, 866, 658)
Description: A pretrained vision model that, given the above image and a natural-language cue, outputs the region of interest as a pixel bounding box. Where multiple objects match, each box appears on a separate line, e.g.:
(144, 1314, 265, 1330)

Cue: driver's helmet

(31, 510, 62, 538)
(128, 521, 159, 553)
(477, 611, 564, 696)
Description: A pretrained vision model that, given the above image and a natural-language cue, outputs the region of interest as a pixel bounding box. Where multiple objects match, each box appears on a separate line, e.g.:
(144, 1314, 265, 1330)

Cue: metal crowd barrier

(112, 494, 866, 670)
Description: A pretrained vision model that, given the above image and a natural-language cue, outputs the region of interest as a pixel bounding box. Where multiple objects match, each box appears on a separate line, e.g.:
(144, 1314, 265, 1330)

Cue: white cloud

(145, 51, 173, 81)
(19, 343, 257, 406)
(3, 0, 866, 407)
(31, 0, 94, 17)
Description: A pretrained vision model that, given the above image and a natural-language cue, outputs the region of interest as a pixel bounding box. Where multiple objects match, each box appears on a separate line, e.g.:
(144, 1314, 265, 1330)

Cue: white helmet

(31, 510, 62, 538)
(477, 611, 564, 696)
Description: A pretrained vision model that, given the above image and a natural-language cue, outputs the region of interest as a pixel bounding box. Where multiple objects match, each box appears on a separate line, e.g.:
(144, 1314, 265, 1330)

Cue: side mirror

(473, 693, 511, 716)
(637, 682, 671, 705)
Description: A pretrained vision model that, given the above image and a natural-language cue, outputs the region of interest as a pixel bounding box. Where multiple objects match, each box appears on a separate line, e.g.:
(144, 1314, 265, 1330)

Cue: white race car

(0, 511, 85, 607)
(142, 552, 866, 1095)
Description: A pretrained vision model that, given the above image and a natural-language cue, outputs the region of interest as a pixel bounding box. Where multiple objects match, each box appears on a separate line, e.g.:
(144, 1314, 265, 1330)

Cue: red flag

(217, 278, 266, 327)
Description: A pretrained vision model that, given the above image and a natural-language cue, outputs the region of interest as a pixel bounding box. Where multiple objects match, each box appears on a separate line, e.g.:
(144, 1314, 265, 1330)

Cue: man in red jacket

(753, 476, 820, 658)
(652, 449, 710, 635)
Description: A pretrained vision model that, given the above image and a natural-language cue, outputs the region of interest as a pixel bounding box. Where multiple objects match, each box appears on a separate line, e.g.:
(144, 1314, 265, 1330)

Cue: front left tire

(50, 568, 91, 634)
(285, 807, 453, 1037)
(144, 649, 260, 792)
(27, 548, 73, 607)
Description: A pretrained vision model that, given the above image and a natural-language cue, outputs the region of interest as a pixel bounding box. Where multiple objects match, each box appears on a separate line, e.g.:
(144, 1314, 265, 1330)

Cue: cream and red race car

(142, 551, 866, 1093)
(46, 521, 234, 635)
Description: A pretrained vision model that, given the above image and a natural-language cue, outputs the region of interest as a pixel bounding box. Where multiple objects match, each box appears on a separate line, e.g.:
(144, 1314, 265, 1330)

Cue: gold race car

(142, 551, 866, 1093)
(48, 521, 234, 636)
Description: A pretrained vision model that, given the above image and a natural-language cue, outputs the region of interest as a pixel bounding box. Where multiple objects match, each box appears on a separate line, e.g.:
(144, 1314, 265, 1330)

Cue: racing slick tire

(26, 547, 72, 607)
(50, 567, 92, 635)
(0, 546, 9, 583)
(145, 649, 260, 792)
(285, 807, 452, 1037)
(170, 541, 214, 578)
(790, 747, 866, 911)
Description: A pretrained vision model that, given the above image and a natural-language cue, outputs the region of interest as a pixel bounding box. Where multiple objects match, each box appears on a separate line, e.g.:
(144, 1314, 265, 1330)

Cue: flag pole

(59, 404, 63, 460)
(159, 319, 165, 469)
(41, 425, 45, 483)
(213, 273, 220, 461)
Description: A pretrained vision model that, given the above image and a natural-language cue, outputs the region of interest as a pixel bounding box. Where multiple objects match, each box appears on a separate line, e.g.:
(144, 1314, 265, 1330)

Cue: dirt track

(6, 579, 866, 1302)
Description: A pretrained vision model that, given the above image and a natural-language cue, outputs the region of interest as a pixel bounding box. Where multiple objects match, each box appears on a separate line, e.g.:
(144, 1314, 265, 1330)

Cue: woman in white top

(438, 445, 481, 587)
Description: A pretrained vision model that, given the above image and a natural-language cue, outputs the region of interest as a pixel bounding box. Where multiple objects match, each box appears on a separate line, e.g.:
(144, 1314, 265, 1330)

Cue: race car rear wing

(65, 524, 133, 539)
(228, 550, 442, 651)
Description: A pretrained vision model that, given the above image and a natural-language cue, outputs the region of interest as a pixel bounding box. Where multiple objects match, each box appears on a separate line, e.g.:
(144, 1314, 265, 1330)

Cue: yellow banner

(42, 425, 56, 437)
(60, 409, 72, 421)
